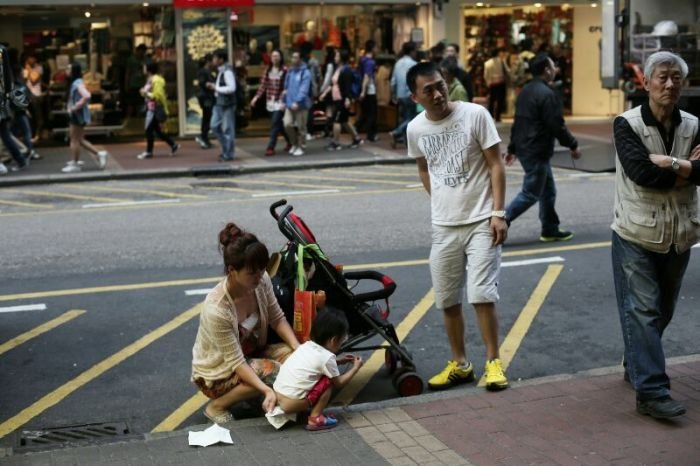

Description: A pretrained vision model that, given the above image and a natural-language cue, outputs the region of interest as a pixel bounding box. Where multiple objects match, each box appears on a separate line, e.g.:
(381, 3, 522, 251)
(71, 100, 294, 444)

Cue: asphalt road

(1, 161, 699, 449)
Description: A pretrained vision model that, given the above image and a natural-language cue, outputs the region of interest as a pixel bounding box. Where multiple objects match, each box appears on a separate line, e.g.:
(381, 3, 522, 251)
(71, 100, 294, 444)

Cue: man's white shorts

(429, 219, 501, 309)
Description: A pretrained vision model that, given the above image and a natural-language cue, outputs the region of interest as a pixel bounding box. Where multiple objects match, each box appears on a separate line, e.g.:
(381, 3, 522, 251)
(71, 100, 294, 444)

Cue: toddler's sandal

(305, 414, 338, 431)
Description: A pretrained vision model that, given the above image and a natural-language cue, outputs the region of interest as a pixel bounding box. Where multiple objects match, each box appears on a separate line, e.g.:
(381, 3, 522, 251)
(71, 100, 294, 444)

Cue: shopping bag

(292, 243, 327, 343)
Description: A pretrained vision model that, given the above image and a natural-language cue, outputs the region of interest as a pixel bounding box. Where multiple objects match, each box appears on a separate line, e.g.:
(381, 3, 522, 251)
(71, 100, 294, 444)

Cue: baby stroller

(269, 199, 424, 397)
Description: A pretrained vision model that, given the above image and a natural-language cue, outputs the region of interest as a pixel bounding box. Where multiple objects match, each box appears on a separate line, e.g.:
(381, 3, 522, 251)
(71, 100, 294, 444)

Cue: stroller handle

(270, 199, 293, 226)
(344, 270, 397, 303)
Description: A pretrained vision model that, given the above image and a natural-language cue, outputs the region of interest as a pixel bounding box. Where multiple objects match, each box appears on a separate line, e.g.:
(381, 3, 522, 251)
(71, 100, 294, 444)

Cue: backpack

(10, 81, 31, 111)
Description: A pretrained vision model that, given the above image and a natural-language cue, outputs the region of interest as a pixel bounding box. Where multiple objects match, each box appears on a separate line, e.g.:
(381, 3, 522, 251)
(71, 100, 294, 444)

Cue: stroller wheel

(385, 348, 399, 375)
(395, 371, 424, 397)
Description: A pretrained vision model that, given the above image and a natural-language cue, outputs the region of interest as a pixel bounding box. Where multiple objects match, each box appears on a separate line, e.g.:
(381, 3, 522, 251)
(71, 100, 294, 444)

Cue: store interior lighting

(590, 2, 598, 6)
(534, 2, 543, 7)
(84, 11, 91, 18)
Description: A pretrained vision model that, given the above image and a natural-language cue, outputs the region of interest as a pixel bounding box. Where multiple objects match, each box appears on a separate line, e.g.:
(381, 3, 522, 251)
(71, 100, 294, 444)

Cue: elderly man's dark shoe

(636, 396, 686, 419)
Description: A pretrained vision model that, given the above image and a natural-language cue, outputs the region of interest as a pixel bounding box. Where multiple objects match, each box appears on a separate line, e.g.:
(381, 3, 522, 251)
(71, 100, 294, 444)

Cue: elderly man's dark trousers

(611, 232, 690, 401)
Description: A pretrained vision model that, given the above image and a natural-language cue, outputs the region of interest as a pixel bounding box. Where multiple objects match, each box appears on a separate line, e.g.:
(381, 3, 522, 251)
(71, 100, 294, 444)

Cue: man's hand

(250, 96, 258, 107)
(571, 148, 582, 160)
(206, 82, 215, 90)
(291, 103, 299, 111)
(690, 144, 700, 161)
(490, 217, 508, 246)
(504, 153, 516, 166)
(344, 98, 351, 109)
(261, 388, 277, 414)
(649, 154, 672, 168)
(359, 92, 365, 101)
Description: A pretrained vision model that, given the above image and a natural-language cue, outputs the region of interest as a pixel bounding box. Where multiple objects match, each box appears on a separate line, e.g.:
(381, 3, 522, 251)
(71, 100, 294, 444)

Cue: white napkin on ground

(265, 406, 296, 430)
(188, 423, 234, 447)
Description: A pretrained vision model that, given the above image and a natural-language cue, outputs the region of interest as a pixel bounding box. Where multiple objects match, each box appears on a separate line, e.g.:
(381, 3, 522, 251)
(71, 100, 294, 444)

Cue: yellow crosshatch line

(0, 304, 203, 439)
(0, 310, 86, 357)
(321, 168, 419, 179)
(152, 392, 208, 433)
(62, 184, 207, 200)
(4, 189, 127, 204)
(0, 241, 610, 303)
(201, 178, 355, 191)
(264, 172, 410, 186)
(0, 198, 54, 209)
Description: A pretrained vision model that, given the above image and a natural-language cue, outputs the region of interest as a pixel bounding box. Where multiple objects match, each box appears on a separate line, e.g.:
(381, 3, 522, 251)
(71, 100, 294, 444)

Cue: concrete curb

(0, 157, 415, 188)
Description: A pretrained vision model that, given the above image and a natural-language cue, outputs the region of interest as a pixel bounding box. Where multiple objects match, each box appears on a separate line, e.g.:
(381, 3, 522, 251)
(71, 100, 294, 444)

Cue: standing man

(483, 48, 509, 122)
(406, 61, 509, 392)
(505, 53, 581, 242)
(210, 49, 236, 162)
(359, 40, 379, 142)
(612, 51, 700, 419)
(282, 51, 311, 157)
(389, 42, 417, 149)
(195, 53, 215, 149)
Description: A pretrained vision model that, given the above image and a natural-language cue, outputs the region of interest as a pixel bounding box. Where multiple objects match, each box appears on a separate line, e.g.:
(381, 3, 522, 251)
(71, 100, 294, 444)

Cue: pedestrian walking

(61, 63, 109, 173)
(210, 49, 236, 162)
(389, 42, 417, 149)
(504, 53, 580, 242)
(359, 40, 379, 142)
(8, 47, 39, 162)
(406, 61, 509, 392)
(445, 43, 474, 102)
(270, 309, 363, 431)
(191, 222, 300, 424)
(612, 51, 700, 420)
(0, 45, 30, 174)
(326, 49, 362, 151)
(195, 53, 215, 149)
(484, 48, 509, 122)
(281, 51, 312, 157)
(318, 46, 337, 139)
(22, 53, 44, 140)
(251, 49, 291, 157)
(440, 57, 469, 102)
(136, 61, 179, 160)
(300, 41, 321, 142)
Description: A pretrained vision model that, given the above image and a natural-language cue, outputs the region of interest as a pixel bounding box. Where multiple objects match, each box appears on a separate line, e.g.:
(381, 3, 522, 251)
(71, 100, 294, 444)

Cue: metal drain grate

(19, 422, 129, 450)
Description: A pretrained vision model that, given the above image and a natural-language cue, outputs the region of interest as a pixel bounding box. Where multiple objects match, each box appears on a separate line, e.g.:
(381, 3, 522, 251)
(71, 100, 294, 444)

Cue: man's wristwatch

(671, 157, 680, 172)
(491, 210, 507, 219)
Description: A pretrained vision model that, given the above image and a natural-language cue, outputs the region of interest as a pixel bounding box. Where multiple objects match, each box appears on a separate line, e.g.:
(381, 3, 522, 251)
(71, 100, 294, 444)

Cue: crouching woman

(192, 222, 300, 424)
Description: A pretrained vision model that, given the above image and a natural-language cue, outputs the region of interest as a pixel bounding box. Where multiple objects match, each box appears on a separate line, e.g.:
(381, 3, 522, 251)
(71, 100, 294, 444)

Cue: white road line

(502, 256, 565, 267)
(405, 183, 424, 188)
(82, 199, 181, 209)
(251, 189, 340, 198)
(0, 304, 47, 313)
(184, 289, 211, 296)
(693, 244, 700, 249)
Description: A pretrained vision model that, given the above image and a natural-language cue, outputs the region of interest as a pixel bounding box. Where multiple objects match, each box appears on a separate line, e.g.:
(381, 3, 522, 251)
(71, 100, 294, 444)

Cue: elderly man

(612, 51, 700, 419)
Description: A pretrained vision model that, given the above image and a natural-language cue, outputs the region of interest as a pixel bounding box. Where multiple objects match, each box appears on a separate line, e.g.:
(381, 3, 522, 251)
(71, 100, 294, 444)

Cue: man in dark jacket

(505, 53, 581, 242)
(196, 53, 215, 149)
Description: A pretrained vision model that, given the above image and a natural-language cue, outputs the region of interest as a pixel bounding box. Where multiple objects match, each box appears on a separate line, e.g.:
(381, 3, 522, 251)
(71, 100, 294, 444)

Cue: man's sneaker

(539, 230, 574, 242)
(171, 143, 180, 156)
(137, 152, 153, 160)
(428, 360, 475, 390)
(484, 359, 509, 391)
(265, 147, 275, 156)
(637, 396, 686, 419)
(195, 136, 210, 149)
(0, 162, 7, 175)
(325, 142, 342, 151)
(29, 150, 41, 160)
(61, 162, 81, 173)
(97, 150, 108, 169)
(283, 143, 292, 153)
(291, 147, 304, 157)
(305, 133, 314, 142)
(349, 139, 364, 148)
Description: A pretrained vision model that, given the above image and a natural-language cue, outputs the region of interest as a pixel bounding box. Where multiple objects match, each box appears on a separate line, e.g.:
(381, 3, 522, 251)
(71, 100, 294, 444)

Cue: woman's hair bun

(219, 223, 243, 249)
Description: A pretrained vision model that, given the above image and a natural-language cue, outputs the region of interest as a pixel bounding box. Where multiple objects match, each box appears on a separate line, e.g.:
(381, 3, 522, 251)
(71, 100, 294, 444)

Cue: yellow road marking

(0, 304, 203, 439)
(322, 168, 418, 179)
(204, 178, 354, 191)
(265, 173, 409, 186)
(477, 264, 564, 387)
(0, 310, 86, 357)
(194, 186, 254, 193)
(152, 392, 208, 433)
(63, 184, 207, 200)
(333, 289, 435, 406)
(5, 189, 126, 203)
(0, 241, 608, 303)
(0, 199, 54, 209)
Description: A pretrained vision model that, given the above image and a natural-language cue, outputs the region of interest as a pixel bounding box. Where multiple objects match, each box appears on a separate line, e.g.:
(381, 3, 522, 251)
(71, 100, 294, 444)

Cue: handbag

(292, 243, 326, 343)
(154, 104, 167, 123)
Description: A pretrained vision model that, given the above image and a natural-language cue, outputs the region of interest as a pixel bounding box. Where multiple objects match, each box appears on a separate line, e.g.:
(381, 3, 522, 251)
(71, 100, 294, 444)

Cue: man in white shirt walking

(406, 61, 509, 392)
(209, 49, 236, 162)
(483, 48, 509, 122)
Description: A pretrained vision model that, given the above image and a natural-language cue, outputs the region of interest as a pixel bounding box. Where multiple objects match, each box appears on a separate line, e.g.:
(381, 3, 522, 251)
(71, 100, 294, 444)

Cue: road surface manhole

(18, 421, 130, 451)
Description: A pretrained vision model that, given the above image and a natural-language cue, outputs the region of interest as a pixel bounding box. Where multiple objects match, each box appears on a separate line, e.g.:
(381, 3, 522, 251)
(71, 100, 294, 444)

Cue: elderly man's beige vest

(612, 106, 699, 254)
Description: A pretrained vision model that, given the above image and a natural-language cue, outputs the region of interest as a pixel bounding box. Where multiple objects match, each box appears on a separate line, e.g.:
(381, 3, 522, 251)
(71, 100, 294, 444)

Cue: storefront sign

(173, 0, 254, 7)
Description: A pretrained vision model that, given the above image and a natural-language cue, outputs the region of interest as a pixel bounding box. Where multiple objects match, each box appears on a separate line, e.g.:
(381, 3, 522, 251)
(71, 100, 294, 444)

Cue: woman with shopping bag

(191, 222, 300, 425)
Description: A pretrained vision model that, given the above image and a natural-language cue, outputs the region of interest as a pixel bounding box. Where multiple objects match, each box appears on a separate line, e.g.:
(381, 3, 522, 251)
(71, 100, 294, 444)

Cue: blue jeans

(505, 157, 559, 234)
(0, 119, 26, 167)
(391, 97, 417, 142)
(13, 112, 34, 153)
(211, 104, 236, 160)
(611, 232, 690, 401)
(267, 110, 289, 150)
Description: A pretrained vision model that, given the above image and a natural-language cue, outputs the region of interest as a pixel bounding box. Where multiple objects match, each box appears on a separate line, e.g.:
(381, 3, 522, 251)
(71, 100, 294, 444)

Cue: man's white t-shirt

(407, 102, 501, 226)
(273, 341, 340, 400)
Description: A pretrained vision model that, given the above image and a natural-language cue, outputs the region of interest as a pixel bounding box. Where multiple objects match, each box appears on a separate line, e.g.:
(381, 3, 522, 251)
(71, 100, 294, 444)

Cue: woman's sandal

(305, 414, 338, 431)
(203, 407, 233, 425)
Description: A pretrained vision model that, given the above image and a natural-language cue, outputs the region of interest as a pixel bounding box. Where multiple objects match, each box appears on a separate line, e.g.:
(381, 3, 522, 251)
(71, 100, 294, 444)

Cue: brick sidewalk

(3, 358, 697, 465)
